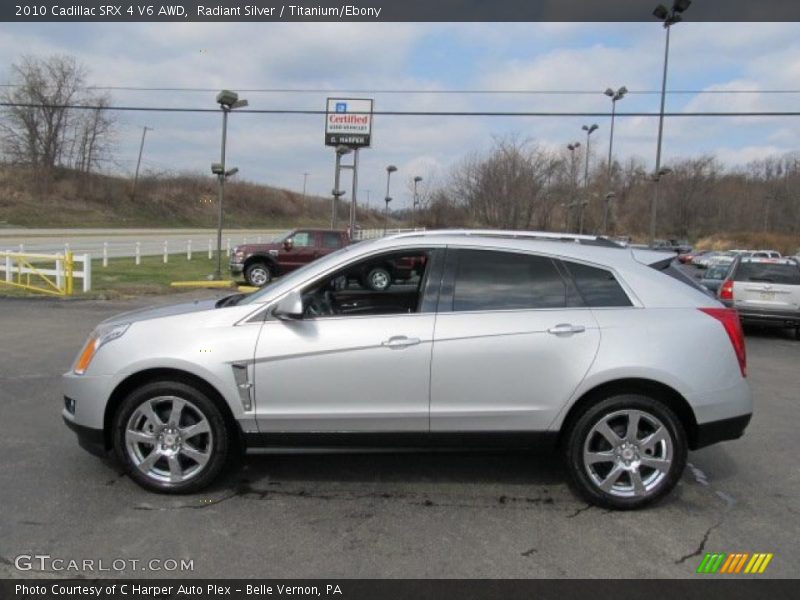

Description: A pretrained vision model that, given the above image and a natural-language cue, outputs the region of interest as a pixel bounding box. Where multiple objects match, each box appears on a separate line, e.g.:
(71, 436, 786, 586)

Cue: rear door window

(321, 232, 342, 248)
(451, 249, 568, 312)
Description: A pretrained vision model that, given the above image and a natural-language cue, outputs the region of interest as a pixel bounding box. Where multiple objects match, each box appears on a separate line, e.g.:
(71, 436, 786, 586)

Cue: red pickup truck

(231, 228, 422, 289)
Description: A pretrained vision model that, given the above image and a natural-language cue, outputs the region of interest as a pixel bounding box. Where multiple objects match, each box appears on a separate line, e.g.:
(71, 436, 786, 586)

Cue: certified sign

(325, 98, 373, 147)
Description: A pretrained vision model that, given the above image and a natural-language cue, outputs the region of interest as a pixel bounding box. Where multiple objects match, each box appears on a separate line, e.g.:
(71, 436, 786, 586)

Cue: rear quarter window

(562, 261, 632, 307)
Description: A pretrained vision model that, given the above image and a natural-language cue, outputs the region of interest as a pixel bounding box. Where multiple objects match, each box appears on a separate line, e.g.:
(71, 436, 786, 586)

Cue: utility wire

(2, 102, 800, 117)
(3, 84, 800, 95)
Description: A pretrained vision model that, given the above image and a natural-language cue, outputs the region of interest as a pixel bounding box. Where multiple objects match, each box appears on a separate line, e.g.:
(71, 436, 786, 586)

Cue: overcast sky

(2, 22, 800, 208)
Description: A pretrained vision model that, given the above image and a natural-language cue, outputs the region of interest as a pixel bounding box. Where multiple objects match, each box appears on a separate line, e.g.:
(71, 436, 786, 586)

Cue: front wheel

(366, 266, 392, 291)
(564, 394, 687, 510)
(113, 381, 231, 494)
(244, 262, 272, 287)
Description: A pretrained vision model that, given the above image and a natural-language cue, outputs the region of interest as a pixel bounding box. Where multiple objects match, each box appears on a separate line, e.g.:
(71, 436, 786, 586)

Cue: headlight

(73, 322, 130, 375)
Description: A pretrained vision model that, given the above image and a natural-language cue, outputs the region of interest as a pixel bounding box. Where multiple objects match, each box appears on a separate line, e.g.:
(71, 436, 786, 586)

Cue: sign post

(325, 98, 373, 235)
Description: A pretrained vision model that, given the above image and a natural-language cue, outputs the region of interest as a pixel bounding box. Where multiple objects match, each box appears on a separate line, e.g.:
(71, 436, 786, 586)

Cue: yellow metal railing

(0, 251, 74, 296)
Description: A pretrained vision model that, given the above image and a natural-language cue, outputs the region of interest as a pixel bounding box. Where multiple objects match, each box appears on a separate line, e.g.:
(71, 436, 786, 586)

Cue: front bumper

(63, 414, 107, 457)
(230, 261, 244, 276)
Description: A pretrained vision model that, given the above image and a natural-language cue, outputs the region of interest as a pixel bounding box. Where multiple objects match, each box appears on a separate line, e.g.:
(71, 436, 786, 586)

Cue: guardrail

(0, 251, 91, 295)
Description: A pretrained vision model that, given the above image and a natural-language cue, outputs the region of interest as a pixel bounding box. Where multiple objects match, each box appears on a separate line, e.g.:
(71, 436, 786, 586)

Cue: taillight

(699, 307, 746, 377)
(718, 279, 734, 301)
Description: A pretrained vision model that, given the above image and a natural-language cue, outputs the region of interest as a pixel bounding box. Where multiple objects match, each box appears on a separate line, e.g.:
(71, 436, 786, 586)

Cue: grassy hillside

(0, 165, 389, 229)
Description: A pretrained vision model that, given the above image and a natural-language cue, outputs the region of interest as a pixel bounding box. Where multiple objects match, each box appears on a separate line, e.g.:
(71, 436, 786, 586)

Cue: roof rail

(386, 229, 623, 247)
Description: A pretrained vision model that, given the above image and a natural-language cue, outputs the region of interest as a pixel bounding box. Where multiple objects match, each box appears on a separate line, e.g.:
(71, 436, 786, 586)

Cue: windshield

(236, 244, 356, 305)
(705, 265, 729, 280)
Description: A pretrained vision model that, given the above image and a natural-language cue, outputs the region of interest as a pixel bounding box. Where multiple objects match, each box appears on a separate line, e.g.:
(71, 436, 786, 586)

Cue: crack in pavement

(131, 480, 565, 512)
(566, 503, 593, 519)
(674, 520, 723, 564)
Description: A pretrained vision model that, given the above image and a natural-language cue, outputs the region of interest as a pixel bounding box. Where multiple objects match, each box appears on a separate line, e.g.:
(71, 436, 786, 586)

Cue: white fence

(1, 251, 92, 294)
(352, 228, 425, 241)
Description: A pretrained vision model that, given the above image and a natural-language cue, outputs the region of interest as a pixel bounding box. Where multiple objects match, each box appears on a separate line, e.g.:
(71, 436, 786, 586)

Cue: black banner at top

(4, 0, 800, 22)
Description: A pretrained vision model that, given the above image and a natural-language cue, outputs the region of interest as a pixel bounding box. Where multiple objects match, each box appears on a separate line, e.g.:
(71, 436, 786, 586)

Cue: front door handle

(382, 336, 421, 349)
(547, 323, 586, 336)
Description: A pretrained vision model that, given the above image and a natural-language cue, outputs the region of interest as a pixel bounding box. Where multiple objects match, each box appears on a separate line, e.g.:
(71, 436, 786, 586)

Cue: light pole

(384, 165, 397, 235)
(651, 0, 691, 245)
(604, 86, 627, 233)
(332, 145, 351, 229)
(603, 192, 616, 235)
(131, 125, 152, 202)
(567, 142, 581, 232)
(412, 176, 423, 229)
(580, 124, 598, 234)
(213, 90, 248, 280)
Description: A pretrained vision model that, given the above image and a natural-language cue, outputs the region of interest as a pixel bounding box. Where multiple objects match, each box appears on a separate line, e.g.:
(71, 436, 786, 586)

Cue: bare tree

(0, 55, 114, 175)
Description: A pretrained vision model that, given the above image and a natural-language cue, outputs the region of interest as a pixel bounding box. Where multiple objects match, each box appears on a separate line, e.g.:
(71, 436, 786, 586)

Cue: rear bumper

(693, 413, 751, 449)
(737, 308, 800, 327)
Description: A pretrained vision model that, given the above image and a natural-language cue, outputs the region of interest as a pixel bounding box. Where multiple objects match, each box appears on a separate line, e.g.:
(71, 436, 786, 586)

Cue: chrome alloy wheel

(583, 409, 673, 498)
(370, 270, 390, 290)
(249, 266, 270, 286)
(125, 396, 213, 484)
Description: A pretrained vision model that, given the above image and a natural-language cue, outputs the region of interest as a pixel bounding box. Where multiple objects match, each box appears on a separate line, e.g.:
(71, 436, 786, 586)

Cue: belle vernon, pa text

(16, 584, 343, 597)
(196, 4, 382, 18)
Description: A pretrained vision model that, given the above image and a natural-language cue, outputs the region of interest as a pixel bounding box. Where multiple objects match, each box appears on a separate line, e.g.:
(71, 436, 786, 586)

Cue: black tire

(113, 380, 231, 494)
(244, 261, 272, 287)
(564, 394, 687, 510)
(366, 266, 392, 291)
(794, 326, 800, 341)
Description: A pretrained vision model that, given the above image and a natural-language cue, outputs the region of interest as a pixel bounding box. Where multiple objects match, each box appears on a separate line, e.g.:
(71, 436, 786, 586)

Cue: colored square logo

(335, 102, 347, 113)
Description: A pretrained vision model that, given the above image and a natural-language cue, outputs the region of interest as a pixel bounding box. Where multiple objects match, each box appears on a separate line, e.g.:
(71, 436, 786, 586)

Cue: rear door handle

(547, 323, 586, 336)
(382, 336, 421, 349)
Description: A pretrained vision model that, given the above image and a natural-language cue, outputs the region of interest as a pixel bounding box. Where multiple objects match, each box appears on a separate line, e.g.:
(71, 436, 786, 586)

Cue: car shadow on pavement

(229, 449, 567, 487)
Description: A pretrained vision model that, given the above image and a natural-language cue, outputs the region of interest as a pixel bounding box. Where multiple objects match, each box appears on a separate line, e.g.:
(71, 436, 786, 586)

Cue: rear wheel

(244, 262, 272, 287)
(564, 394, 687, 510)
(113, 381, 230, 494)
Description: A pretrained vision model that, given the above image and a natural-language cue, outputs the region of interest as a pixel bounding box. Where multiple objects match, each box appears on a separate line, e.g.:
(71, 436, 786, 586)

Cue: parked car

(231, 229, 349, 287)
(652, 239, 692, 254)
(750, 250, 781, 259)
(63, 230, 751, 510)
(231, 229, 422, 291)
(700, 262, 732, 294)
(693, 251, 735, 269)
(718, 257, 800, 338)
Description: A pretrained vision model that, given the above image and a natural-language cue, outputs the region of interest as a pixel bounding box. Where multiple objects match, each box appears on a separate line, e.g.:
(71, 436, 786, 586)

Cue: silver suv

(63, 230, 752, 509)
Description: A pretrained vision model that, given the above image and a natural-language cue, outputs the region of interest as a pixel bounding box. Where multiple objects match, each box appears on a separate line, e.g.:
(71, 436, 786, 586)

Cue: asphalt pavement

(0, 292, 798, 578)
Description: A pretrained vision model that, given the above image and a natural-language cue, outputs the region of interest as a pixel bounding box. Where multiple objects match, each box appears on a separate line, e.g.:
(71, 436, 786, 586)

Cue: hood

(236, 242, 281, 253)
(101, 298, 220, 326)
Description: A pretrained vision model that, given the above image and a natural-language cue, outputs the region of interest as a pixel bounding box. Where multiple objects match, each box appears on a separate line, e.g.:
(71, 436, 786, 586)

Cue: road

(0, 228, 285, 258)
(0, 292, 798, 578)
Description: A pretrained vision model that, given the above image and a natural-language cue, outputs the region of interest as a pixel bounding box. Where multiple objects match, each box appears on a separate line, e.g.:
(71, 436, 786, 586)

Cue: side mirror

(272, 290, 303, 320)
(283, 238, 294, 251)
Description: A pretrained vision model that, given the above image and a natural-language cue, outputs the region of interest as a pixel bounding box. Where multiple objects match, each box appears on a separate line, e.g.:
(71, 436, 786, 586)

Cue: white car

(719, 256, 800, 338)
(63, 230, 752, 509)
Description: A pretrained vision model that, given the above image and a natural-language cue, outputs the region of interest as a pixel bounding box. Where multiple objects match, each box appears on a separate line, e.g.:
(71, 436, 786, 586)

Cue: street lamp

(566, 142, 581, 232)
(603, 86, 627, 233)
(603, 191, 616, 235)
(580, 124, 599, 234)
(412, 176, 423, 229)
(650, 0, 691, 245)
(213, 89, 248, 280)
(332, 145, 352, 229)
(384, 165, 397, 235)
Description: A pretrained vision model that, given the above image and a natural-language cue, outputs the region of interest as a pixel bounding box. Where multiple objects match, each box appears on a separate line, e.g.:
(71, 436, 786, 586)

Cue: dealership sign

(325, 98, 373, 147)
